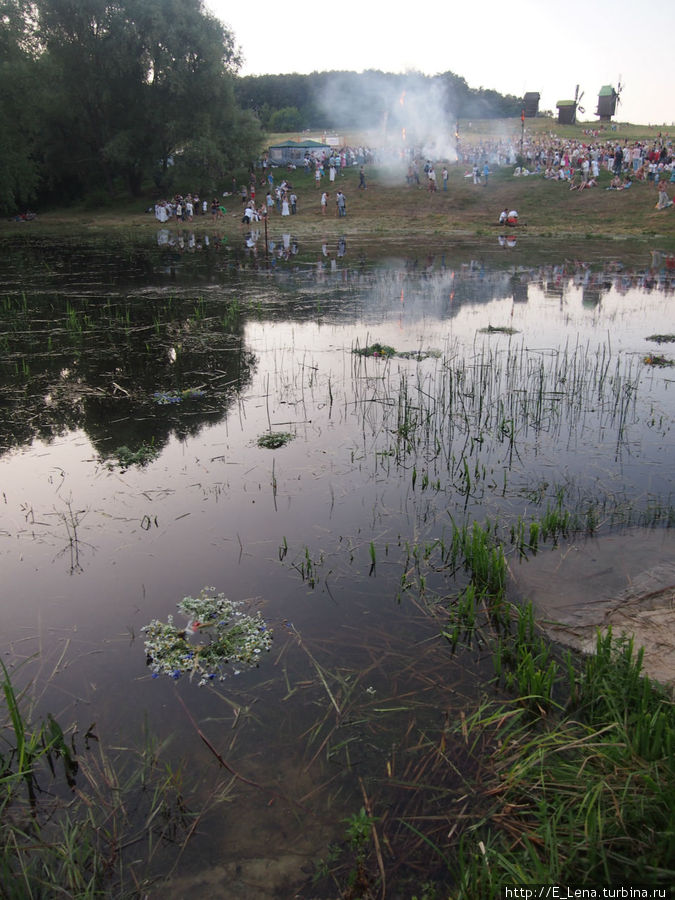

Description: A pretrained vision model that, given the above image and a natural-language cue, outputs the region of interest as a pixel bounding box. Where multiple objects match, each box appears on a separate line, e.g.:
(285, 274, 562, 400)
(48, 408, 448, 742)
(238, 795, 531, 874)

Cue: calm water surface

(1, 232, 673, 895)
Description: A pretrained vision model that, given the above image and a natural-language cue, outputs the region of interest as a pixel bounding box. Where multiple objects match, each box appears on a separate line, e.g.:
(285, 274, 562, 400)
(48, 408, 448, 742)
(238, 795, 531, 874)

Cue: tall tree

(34, 0, 261, 199)
(0, 0, 41, 213)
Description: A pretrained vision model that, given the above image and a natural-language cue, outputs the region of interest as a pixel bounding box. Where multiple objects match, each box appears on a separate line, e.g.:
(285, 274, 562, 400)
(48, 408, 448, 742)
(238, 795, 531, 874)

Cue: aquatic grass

(448, 520, 507, 604)
(497, 603, 559, 711)
(0, 285, 257, 455)
(221, 296, 241, 332)
(431, 517, 675, 892)
(0, 658, 78, 811)
(1, 660, 227, 897)
(290, 545, 325, 588)
(452, 630, 675, 891)
(346, 336, 646, 521)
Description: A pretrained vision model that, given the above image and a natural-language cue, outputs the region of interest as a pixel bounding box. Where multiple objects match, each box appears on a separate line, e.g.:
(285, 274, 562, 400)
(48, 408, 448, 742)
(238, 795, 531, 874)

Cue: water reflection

(1, 235, 674, 460)
(0, 233, 674, 895)
(0, 284, 255, 457)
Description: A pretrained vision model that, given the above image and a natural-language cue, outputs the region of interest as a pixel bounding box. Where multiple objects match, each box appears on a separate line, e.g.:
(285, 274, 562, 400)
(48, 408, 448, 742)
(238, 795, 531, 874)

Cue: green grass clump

(428, 514, 675, 892)
(256, 431, 294, 449)
(0, 659, 205, 897)
(452, 630, 675, 894)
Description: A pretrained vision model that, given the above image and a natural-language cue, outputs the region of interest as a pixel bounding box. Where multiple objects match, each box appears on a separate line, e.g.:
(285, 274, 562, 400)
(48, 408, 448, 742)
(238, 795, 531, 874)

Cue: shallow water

(1, 231, 674, 894)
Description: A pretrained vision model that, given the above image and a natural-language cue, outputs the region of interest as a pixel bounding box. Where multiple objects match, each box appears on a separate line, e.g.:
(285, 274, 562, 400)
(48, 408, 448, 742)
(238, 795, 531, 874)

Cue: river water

(0, 230, 673, 896)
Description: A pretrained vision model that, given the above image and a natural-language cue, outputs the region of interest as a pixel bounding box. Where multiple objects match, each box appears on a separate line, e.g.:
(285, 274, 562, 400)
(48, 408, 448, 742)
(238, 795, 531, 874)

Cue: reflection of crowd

(390, 247, 675, 302)
(155, 219, 675, 299)
(156, 229, 228, 251)
(241, 228, 299, 262)
(465, 254, 675, 297)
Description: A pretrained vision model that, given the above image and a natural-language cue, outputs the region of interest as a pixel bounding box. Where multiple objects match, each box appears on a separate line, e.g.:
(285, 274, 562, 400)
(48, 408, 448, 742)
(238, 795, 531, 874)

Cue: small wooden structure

(556, 99, 577, 125)
(522, 93, 540, 118)
(595, 85, 618, 121)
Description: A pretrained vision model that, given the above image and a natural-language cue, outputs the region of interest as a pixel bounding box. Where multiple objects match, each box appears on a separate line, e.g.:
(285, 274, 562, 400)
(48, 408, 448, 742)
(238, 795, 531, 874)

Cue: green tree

(268, 105, 304, 132)
(33, 0, 261, 200)
(0, 0, 42, 213)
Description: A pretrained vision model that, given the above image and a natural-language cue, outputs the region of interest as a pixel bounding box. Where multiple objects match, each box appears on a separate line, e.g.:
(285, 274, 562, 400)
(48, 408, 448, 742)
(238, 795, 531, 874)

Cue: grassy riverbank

(3, 119, 674, 248)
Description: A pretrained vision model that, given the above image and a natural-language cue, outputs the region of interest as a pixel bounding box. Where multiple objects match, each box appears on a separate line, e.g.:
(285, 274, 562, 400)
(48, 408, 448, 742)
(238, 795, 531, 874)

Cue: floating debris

(142, 587, 272, 686)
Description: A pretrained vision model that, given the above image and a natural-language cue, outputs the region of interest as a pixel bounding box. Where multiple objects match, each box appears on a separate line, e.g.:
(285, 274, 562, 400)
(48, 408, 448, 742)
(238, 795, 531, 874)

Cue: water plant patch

(645, 333, 675, 343)
(106, 441, 160, 470)
(353, 342, 442, 360)
(257, 431, 294, 449)
(643, 353, 673, 367)
(478, 325, 519, 335)
(142, 587, 272, 685)
(395, 349, 442, 360)
(353, 342, 396, 358)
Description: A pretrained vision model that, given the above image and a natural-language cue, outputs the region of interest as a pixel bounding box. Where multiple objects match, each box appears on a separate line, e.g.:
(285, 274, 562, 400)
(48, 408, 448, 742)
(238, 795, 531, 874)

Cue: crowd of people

(154, 193, 230, 223)
(150, 131, 673, 234)
(457, 132, 674, 192)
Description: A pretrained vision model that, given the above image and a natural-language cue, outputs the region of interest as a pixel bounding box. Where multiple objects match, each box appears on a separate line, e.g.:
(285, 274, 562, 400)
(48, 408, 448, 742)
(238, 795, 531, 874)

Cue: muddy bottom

(508, 529, 675, 688)
(154, 850, 314, 900)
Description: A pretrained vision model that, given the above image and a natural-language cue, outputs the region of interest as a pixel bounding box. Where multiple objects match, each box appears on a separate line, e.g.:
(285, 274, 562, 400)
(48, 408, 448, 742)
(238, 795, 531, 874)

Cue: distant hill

(235, 70, 524, 131)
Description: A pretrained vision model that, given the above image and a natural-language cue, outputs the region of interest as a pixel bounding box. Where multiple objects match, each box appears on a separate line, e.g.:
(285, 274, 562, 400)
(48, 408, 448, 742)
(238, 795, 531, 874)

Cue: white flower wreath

(142, 587, 273, 686)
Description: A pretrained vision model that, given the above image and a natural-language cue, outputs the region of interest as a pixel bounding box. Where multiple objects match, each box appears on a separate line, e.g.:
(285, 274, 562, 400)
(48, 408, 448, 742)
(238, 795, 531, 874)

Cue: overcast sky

(206, 0, 673, 128)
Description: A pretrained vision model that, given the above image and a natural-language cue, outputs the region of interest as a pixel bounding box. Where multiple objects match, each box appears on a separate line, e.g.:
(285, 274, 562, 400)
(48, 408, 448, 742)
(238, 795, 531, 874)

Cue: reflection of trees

(0, 279, 255, 458)
(2, 234, 674, 457)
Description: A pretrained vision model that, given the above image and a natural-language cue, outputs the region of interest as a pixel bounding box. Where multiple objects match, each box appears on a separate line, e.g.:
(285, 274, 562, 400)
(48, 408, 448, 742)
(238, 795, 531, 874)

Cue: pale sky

(207, 0, 673, 128)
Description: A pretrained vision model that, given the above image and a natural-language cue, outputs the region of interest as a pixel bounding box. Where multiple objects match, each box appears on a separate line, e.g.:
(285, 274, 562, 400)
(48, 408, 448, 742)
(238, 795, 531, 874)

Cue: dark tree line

(0, 0, 263, 214)
(235, 70, 524, 132)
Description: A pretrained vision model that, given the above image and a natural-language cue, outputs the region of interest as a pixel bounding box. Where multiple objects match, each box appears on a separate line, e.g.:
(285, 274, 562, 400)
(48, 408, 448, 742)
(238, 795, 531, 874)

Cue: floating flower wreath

(142, 588, 272, 686)
(152, 387, 206, 405)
